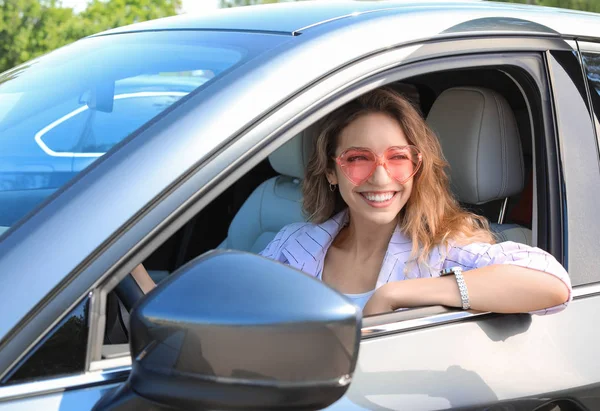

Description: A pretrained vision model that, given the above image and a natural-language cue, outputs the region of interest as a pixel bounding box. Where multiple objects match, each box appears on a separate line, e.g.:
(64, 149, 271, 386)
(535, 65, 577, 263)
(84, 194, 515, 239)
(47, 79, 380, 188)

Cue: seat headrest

(426, 87, 524, 205)
(268, 128, 315, 179)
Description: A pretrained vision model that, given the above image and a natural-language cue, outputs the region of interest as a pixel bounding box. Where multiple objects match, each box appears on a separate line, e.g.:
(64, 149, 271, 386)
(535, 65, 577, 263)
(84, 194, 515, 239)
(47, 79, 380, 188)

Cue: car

(0, 1, 600, 410)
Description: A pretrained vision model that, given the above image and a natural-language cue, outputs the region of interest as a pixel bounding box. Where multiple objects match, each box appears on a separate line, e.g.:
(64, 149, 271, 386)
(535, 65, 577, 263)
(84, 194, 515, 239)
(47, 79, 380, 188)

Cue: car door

(325, 48, 600, 410)
(2, 13, 600, 411)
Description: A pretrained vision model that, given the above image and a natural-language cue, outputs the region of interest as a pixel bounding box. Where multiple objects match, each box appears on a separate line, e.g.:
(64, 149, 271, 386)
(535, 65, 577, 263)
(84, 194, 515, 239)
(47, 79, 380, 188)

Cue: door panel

(328, 295, 600, 410)
(329, 49, 600, 410)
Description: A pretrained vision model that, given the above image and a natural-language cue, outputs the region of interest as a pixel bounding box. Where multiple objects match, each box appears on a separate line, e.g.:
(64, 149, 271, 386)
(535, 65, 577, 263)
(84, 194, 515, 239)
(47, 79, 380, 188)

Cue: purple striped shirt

(260, 209, 572, 315)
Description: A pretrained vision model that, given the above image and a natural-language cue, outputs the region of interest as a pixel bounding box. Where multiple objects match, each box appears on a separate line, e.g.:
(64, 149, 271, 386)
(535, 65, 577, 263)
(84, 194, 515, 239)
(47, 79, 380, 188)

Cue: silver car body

(1, 1, 600, 409)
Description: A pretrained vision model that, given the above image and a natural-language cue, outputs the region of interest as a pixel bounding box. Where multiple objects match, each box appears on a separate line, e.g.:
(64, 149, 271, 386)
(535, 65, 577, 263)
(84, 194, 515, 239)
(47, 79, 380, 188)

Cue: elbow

(550, 289, 569, 308)
(545, 279, 571, 308)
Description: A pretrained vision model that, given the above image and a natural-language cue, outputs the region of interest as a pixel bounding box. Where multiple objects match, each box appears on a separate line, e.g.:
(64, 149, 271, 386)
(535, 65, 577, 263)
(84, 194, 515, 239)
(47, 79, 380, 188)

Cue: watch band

(440, 267, 470, 310)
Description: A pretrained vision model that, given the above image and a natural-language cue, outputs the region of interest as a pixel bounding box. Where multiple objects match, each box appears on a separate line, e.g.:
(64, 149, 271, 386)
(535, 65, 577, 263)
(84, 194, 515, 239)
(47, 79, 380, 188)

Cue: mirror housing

(96, 250, 361, 411)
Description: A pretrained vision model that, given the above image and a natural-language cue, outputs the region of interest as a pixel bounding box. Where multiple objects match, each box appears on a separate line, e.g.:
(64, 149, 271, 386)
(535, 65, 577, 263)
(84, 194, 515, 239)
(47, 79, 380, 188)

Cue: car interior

(101, 66, 539, 357)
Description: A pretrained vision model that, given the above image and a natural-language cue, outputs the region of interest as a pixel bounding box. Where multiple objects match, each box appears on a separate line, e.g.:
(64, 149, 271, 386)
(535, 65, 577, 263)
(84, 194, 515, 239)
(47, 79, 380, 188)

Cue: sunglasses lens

(338, 149, 377, 184)
(385, 146, 420, 183)
(337, 146, 422, 185)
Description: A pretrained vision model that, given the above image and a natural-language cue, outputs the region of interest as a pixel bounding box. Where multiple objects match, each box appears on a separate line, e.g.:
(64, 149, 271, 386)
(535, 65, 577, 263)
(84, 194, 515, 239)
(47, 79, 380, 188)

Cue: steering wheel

(114, 273, 145, 312)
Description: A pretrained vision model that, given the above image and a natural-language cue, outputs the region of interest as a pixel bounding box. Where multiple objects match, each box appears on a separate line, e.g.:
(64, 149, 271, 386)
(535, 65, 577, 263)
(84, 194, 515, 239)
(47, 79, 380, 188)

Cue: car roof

(97, 0, 600, 40)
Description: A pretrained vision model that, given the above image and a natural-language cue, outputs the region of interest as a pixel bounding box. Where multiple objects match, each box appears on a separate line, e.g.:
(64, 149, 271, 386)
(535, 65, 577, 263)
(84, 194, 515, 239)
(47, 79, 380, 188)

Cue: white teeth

(363, 192, 394, 202)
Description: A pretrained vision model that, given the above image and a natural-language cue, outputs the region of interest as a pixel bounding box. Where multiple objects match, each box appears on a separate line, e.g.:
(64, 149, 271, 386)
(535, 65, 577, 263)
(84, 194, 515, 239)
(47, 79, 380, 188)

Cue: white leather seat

(219, 130, 313, 253)
(426, 86, 532, 244)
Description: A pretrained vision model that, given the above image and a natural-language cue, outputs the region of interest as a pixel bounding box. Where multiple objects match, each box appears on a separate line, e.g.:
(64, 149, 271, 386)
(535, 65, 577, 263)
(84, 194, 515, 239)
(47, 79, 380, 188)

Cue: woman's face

(328, 112, 415, 226)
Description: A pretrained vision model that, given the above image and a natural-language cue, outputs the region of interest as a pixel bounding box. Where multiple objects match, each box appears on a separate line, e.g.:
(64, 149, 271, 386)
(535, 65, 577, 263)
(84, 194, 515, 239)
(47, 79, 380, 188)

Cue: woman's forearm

(384, 265, 570, 313)
(131, 263, 156, 294)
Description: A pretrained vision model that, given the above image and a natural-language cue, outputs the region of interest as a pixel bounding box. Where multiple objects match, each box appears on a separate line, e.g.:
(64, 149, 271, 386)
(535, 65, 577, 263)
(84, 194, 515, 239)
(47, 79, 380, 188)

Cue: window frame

(546, 49, 600, 286)
(577, 41, 600, 163)
(0, 36, 577, 398)
(85, 49, 565, 366)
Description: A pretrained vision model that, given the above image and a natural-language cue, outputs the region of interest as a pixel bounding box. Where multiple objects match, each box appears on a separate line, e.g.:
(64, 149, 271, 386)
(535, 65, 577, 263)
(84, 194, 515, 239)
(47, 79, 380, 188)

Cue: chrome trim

(84, 290, 97, 372)
(86, 288, 108, 367)
(579, 41, 600, 53)
(361, 309, 491, 339)
(0, 366, 129, 402)
(89, 356, 132, 372)
(572, 282, 600, 299)
(498, 197, 509, 224)
(361, 284, 599, 339)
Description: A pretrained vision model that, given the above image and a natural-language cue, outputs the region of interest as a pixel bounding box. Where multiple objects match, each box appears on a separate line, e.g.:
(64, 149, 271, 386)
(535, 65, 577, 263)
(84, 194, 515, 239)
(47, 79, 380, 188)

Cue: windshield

(0, 30, 287, 233)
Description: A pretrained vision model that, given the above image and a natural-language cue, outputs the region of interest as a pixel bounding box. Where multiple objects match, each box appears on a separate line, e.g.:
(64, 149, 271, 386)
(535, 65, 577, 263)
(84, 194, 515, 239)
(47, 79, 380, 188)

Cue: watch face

(440, 267, 460, 276)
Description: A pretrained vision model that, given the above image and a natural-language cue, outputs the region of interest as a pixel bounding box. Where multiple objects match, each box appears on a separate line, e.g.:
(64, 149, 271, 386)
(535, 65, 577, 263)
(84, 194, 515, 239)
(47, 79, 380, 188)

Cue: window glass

(0, 30, 288, 230)
(582, 52, 600, 142)
(3, 296, 89, 385)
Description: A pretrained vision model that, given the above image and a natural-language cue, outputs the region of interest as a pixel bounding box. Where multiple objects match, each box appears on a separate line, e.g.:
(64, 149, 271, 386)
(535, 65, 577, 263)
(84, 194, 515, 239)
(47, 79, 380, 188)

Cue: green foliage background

(221, 0, 600, 9)
(491, 0, 600, 12)
(0, 0, 181, 72)
(1, 0, 599, 72)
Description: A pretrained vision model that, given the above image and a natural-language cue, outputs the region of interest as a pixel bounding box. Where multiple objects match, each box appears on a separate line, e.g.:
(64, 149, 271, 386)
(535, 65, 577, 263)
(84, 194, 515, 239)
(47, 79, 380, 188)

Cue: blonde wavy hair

(302, 87, 495, 263)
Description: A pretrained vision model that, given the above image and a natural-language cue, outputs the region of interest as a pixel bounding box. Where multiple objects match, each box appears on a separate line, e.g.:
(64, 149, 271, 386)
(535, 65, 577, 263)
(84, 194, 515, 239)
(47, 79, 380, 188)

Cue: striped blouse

(260, 209, 572, 315)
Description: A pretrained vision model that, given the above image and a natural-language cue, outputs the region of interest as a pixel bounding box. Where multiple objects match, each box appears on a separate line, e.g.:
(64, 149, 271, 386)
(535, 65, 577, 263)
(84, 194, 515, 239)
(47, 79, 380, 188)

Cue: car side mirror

(95, 250, 361, 411)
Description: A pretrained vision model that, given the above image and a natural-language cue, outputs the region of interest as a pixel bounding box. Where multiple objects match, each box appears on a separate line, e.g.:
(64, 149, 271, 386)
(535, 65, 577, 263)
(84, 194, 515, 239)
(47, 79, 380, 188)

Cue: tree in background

(0, 0, 74, 72)
(81, 0, 180, 34)
(220, 0, 600, 11)
(1, 0, 599, 73)
(0, 0, 180, 72)
(220, 0, 293, 7)
(490, 0, 600, 12)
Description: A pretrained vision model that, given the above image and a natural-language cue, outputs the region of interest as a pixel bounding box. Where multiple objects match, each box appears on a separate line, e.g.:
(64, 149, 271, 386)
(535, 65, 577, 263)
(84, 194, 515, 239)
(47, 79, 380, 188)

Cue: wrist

(439, 267, 470, 309)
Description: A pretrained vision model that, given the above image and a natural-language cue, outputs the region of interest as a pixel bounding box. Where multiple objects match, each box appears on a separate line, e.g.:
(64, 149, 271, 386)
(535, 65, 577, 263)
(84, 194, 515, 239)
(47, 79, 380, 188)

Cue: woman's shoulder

(262, 221, 315, 248)
(261, 211, 347, 260)
(274, 221, 317, 241)
(260, 221, 319, 260)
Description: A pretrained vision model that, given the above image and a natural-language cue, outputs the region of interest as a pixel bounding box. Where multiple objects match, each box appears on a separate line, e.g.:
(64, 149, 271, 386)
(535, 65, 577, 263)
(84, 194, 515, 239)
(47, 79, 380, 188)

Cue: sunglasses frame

(334, 145, 423, 186)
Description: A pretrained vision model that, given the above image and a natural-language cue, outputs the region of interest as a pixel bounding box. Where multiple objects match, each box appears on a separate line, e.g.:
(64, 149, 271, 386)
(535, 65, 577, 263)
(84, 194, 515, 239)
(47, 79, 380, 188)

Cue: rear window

(0, 30, 288, 231)
(582, 51, 600, 144)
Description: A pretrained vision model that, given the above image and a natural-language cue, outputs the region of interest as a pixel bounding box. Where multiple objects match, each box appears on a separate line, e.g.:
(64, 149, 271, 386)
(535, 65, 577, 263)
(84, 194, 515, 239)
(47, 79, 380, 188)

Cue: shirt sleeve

(259, 226, 288, 263)
(444, 241, 572, 315)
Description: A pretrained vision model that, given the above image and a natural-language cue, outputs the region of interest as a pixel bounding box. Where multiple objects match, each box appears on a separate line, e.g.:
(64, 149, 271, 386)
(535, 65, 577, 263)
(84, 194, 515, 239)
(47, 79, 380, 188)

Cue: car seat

(218, 129, 314, 253)
(426, 86, 532, 244)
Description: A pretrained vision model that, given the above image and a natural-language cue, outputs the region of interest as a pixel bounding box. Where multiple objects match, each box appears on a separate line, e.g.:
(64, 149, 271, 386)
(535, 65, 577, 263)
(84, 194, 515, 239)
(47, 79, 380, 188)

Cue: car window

(0, 30, 287, 231)
(581, 51, 600, 144)
(2, 296, 89, 385)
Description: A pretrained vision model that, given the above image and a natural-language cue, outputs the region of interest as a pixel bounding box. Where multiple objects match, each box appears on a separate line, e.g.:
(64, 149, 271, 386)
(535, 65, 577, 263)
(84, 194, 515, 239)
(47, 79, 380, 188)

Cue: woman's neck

(334, 212, 397, 260)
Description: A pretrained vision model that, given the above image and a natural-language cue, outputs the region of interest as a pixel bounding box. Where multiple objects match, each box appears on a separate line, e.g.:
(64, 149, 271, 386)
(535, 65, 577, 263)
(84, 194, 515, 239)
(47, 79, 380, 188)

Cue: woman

(260, 87, 571, 316)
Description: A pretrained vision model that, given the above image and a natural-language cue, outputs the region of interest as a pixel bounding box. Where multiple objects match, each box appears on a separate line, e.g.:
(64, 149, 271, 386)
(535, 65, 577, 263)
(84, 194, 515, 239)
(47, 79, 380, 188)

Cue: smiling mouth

(359, 191, 397, 203)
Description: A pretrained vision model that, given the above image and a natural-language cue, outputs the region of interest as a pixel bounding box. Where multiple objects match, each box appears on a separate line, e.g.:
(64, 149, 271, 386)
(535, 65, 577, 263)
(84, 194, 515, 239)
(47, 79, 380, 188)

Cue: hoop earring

(329, 183, 337, 192)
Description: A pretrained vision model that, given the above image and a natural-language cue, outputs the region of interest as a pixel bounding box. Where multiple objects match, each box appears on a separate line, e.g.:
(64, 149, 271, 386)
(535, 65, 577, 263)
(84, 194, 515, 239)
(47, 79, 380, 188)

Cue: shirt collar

(282, 209, 413, 284)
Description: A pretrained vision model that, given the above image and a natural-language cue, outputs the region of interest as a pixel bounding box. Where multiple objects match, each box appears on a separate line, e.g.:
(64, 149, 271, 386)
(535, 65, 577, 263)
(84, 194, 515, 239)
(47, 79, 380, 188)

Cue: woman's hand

(363, 284, 395, 316)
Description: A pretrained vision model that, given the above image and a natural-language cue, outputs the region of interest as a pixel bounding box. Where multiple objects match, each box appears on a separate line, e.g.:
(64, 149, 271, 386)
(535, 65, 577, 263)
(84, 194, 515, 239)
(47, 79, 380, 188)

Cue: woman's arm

(131, 264, 156, 294)
(364, 241, 571, 316)
(363, 264, 569, 316)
